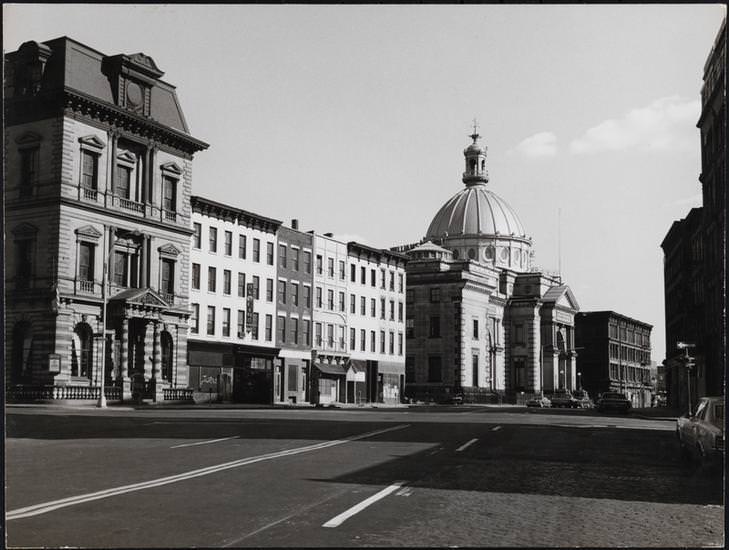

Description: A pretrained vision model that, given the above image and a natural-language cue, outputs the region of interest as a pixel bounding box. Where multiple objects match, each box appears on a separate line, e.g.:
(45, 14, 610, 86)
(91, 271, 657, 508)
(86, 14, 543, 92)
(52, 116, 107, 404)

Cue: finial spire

(470, 118, 480, 142)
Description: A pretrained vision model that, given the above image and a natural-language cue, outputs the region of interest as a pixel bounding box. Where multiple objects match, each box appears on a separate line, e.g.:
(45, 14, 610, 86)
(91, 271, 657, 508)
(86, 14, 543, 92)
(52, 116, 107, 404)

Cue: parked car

(550, 391, 579, 408)
(596, 392, 632, 413)
(526, 395, 552, 408)
(572, 390, 593, 409)
(676, 396, 724, 469)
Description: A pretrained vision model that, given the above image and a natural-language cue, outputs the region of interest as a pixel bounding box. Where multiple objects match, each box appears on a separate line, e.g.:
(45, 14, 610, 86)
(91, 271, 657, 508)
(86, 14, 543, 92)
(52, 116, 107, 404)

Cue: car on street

(572, 390, 593, 408)
(549, 391, 579, 408)
(596, 392, 632, 413)
(676, 396, 724, 469)
(526, 395, 552, 408)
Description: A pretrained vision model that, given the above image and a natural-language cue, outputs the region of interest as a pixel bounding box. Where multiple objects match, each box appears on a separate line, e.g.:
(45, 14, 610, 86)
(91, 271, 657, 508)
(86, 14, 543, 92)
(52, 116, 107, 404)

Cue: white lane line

(491, 425, 502, 431)
(322, 481, 407, 528)
(455, 438, 478, 452)
(171, 436, 238, 449)
(7, 424, 410, 521)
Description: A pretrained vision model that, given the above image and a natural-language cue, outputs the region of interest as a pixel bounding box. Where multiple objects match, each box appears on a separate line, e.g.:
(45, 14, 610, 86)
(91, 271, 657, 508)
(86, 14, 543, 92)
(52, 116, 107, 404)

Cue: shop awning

(377, 361, 405, 375)
(314, 362, 347, 376)
(348, 360, 367, 373)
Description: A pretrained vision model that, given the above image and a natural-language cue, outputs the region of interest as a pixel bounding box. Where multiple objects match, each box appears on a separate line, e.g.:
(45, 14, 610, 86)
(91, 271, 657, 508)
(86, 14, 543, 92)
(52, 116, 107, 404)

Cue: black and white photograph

(3, 3, 726, 548)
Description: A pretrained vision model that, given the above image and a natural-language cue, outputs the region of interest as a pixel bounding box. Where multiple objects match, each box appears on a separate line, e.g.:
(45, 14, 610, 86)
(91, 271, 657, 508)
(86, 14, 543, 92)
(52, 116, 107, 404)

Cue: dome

(426, 185, 527, 239)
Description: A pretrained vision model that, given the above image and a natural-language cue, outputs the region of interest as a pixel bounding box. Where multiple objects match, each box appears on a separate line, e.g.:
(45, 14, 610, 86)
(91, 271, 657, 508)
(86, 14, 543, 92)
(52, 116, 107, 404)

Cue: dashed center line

(455, 438, 479, 452)
(322, 481, 407, 528)
(171, 436, 238, 449)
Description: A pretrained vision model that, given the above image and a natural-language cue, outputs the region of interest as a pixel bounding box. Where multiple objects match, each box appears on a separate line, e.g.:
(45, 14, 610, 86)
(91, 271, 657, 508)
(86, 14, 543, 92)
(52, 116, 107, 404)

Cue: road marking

(170, 436, 238, 449)
(491, 425, 502, 431)
(322, 481, 407, 528)
(455, 438, 478, 452)
(6, 424, 410, 521)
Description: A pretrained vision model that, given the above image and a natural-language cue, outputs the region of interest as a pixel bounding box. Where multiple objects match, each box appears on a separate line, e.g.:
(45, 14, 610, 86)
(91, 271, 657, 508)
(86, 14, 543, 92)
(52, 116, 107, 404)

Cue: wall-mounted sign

(48, 353, 61, 374)
(245, 283, 255, 333)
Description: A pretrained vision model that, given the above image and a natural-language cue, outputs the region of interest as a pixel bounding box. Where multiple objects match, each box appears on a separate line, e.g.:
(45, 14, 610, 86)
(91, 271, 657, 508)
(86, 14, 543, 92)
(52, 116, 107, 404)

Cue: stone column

(109, 131, 118, 197)
(139, 232, 147, 288)
(153, 320, 163, 402)
(120, 316, 131, 400)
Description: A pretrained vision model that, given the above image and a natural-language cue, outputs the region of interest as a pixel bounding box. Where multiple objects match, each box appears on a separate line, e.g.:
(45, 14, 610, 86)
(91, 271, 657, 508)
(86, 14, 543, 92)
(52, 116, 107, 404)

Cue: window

(327, 324, 334, 347)
(371, 269, 376, 287)
(472, 354, 479, 386)
(406, 289, 414, 303)
(292, 248, 299, 271)
(237, 310, 245, 337)
(513, 357, 526, 389)
(360, 296, 366, 315)
(78, 242, 94, 282)
(224, 231, 232, 256)
(339, 291, 345, 312)
(428, 356, 442, 382)
(251, 312, 259, 340)
(253, 239, 260, 262)
(389, 300, 395, 321)
(361, 266, 366, 284)
(20, 147, 39, 197)
(291, 318, 299, 344)
(238, 272, 246, 297)
(208, 267, 216, 292)
(316, 287, 322, 308)
(473, 319, 479, 339)
(292, 283, 299, 306)
(304, 285, 311, 308)
(406, 356, 415, 383)
(265, 314, 272, 342)
(389, 271, 395, 291)
(222, 269, 231, 295)
(73, 323, 93, 379)
(380, 268, 386, 289)
(380, 298, 386, 320)
(207, 306, 215, 335)
(191, 303, 199, 333)
(371, 298, 376, 317)
(398, 273, 404, 293)
(370, 331, 376, 352)
(279, 244, 287, 269)
(193, 223, 201, 249)
(303, 320, 311, 346)
(339, 260, 345, 280)
(389, 331, 394, 355)
(266, 242, 274, 265)
(252, 275, 260, 299)
(192, 263, 201, 290)
(278, 280, 286, 304)
(116, 165, 131, 199)
(398, 333, 403, 355)
(160, 259, 175, 295)
(266, 278, 273, 302)
(398, 302, 403, 322)
(162, 176, 177, 212)
(222, 308, 231, 337)
(80, 150, 99, 189)
(239, 235, 246, 259)
(350, 328, 356, 349)
(209, 227, 218, 253)
(350, 294, 356, 314)
(304, 250, 311, 273)
(430, 316, 440, 338)
(430, 288, 440, 302)
(514, 324, 524, 344)
(406, 318, 414, 339)
(350, 264, 356, 282)
(327, 289, 334, 310)
(380, 330, 386, 353)
(277, 315, 286, 343)
(328, 257, 334, 278)
(360, 329, 366, 351)
(315, 322, 323, 346)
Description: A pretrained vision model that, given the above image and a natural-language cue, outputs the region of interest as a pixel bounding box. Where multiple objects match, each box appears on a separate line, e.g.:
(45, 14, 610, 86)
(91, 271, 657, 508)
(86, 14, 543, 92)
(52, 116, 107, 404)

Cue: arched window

(72, 323, 93, 379)
(11, 322, 33, 383)
(161, 331, 173, 382)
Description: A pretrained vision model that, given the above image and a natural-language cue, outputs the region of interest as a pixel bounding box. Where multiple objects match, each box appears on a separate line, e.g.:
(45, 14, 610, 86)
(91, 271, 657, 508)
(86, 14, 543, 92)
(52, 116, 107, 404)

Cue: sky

(4, 4, 726, 362)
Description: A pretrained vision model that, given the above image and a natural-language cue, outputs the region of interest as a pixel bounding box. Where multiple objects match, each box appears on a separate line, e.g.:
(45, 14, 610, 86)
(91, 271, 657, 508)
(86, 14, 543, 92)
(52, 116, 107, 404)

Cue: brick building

(575, 311, 653, 407)
(5, 37, 207, 402)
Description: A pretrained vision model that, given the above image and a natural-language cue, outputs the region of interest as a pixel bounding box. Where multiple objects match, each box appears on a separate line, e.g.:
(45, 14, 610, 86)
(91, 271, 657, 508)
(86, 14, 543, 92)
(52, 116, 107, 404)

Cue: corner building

(394, 130, 580, 403)
(5, 38, 207, 402)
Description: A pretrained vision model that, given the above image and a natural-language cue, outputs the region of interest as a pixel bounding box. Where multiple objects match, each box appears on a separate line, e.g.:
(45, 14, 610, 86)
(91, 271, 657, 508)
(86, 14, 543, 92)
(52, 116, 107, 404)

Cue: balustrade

(163, 388, 194, 401)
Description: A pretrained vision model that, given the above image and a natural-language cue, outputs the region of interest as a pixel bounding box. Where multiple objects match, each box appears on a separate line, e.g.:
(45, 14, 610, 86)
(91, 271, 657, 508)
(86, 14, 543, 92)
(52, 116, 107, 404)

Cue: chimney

(324, 232, 333, 237)
(291, 219, 299, 230)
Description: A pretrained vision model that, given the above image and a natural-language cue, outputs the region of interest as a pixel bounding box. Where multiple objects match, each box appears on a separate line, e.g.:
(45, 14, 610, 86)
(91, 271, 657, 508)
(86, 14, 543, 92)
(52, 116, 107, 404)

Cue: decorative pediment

(556, 287, 580, 311)
(78, 135, 106, 150)
(158, 243, 181, 257)
(75, 225, 103, 240)
(15, 131, 42, 145)
(128, 53, 164, 78)
(11, 222, 38, 238)
(160, 161, 182, 176)
(117, 150, 137, 164)
(110, 287, 169, 308)
(142, 292, 168, 306)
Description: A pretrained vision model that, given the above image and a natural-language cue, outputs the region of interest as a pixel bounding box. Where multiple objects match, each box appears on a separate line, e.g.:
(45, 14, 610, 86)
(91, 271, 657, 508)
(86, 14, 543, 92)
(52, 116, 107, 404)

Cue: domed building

(393, 128, 580, 403)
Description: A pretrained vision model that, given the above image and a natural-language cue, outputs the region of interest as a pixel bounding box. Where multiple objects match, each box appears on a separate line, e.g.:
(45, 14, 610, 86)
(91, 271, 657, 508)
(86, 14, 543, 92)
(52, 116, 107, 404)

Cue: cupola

(462, 120, 489, 186)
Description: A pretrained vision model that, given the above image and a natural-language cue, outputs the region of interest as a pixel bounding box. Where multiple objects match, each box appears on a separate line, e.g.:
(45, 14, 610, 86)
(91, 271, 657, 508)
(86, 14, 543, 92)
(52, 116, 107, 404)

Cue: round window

(514, 249, 521, 262)
(500, 247, 509, 261)
(484, 246, 495, 260)
(467, 248, 476, 260)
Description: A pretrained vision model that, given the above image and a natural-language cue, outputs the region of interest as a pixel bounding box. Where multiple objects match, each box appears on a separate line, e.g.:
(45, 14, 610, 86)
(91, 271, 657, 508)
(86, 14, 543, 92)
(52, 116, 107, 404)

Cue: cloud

(569, 96, 700, 154)
(512, 131, 558, 158)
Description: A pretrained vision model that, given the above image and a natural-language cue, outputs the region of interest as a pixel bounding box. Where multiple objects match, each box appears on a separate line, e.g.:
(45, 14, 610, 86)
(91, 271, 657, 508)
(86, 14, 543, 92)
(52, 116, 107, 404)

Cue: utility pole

(676, 342, 696, 415)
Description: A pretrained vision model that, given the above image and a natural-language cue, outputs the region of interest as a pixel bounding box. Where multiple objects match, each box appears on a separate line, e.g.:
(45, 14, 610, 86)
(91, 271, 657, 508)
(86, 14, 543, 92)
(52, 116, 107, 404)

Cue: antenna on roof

(557, 208, 562, 284)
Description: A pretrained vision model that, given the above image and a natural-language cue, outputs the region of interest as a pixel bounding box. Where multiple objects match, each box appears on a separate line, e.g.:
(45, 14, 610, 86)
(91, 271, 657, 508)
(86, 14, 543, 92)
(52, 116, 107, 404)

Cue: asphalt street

(5, 405, 725, 548)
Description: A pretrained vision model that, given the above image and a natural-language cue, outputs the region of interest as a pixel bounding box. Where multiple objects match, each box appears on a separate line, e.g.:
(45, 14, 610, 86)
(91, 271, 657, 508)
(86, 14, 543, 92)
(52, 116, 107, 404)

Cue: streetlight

(677, 341, 696, 415)
(577, 371, 582, 391)
(559, 369, 565, 390)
